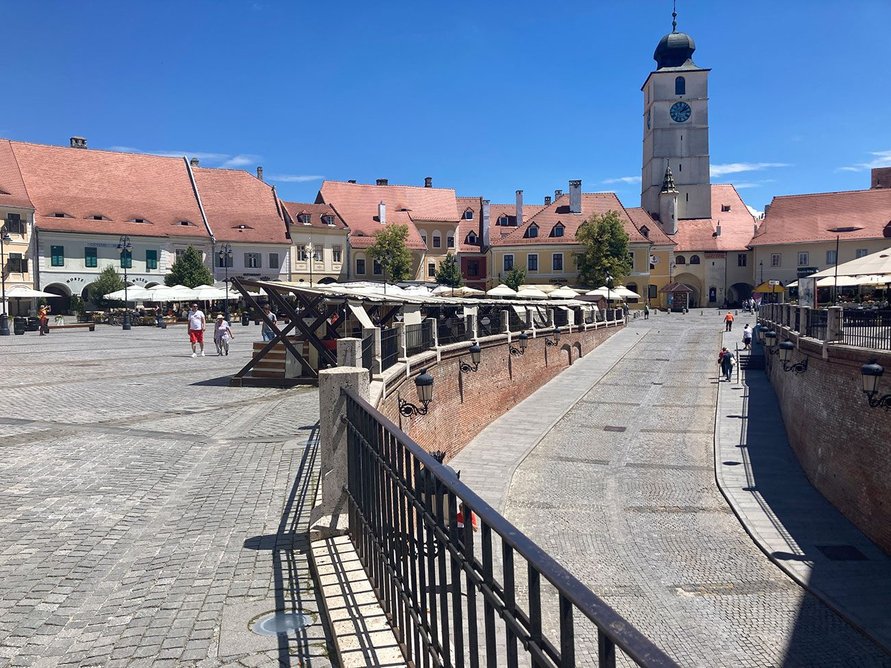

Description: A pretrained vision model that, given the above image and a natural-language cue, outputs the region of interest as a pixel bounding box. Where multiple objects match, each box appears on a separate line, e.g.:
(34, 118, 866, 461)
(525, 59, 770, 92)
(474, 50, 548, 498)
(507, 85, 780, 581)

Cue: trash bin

(242, 313, 250, 326)
(13, 317, 26, 335)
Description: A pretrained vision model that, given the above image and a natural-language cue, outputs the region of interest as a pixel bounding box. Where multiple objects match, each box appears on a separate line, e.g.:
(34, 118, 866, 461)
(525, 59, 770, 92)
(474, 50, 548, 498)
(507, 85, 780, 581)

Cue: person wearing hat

(213, 313, 234, 356)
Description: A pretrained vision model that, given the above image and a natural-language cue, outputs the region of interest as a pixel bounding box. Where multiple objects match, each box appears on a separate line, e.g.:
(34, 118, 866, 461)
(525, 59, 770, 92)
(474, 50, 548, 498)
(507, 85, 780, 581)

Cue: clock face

(670, 101, 691, 123)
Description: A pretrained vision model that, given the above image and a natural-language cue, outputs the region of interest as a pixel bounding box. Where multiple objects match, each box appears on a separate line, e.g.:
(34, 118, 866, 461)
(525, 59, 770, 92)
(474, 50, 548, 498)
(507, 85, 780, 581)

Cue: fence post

(310, 366, 370, 536)
(363, 326, 382, 375)
(827, 306, 843, 342)
(526, 306, 535, 335)
(502, 309, 510, 333)
(466, 312, 477, 340)
(336, 337, 361, 367)
(395, 321, 406, 358)
(427, 317, 438, 348)
(567, 307, 575, 332)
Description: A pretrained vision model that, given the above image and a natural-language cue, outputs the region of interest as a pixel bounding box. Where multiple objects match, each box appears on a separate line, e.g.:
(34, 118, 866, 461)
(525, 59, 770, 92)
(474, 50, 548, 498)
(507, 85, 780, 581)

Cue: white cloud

(268, 174, 325, 183)
(731, 182, 762, 189)
(220, 154, 261, 169)
(710, 162, 790, 177)
(602, 176, 641, 185)
(838, 149, 891, 172)
(746, 205, 764, 219)
(101, 146, 258, 168)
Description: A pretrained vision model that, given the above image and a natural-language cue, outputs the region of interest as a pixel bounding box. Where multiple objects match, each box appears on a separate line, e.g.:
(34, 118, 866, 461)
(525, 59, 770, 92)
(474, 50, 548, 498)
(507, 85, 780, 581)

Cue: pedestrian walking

(38, 304, 49, 335)
(724, 311, 734, 332)
(644, 304, 650, 320)
(188, 303, 206, 357)
(154, 305, 164, 328)
(719, 346, 735, 382)
(214, 314, 234, 355)
(742, 323, 753, 350)
(261, 304, 277, 342)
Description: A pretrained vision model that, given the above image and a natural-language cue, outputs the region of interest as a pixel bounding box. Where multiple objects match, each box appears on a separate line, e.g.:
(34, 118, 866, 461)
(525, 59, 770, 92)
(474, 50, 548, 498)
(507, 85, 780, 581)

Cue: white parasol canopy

(548, 286, 580, 299)
(586, 287, 612, 298)
(809, 248, 891, 279)
(103, 285, 153, 301)
(816, 275, 861, 288)
(611, 285, 642, 299)
(192, 284, 229, 300)
(5, 286, 57, 298)
(433, 285, 485, 297)
(146, 284, 198, 301)
(515, 287, 549, 299)
(486, 284, 517, 298)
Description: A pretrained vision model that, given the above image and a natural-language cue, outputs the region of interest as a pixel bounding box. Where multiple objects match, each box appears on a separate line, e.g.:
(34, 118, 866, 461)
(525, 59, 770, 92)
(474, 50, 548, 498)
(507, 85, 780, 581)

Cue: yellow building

(1, 139, 37, 316)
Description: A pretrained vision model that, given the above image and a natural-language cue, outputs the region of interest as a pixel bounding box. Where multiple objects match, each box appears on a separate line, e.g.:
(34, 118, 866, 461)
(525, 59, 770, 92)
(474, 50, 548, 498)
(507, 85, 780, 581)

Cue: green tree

(164, 245, 213, 288)
(368, 224, 413, 283)
(88, 266, 125, 305)
(575, 210, 632, 288)
(503, 266, 526, 291)
(434, 253, 463, 287)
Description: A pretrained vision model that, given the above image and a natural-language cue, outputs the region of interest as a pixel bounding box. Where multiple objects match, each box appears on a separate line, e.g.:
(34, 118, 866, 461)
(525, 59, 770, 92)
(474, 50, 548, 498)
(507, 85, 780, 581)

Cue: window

(216, 252, 233, 268)
(524, 224, 539, 239)
(322, 215, 335, 226)
(175, 249, 185, 262)
(771, 253, 781, 268)
(428, 262, 436, 277)
(50, 245, 64, 267)
(721, 204, 731, 212)
(8, 253, 26, 273)
(85, 247, 98, 268)
(333, 246, 342, 263)
(447, 235, 455, 248)
(146, 249, 158, 270)
(120, 249, 132, 270)
(432, 232, 441, 248)
(245, 252, 261, 269)
(738, 254, 747, 267)
(628, 252, 635, 268)
(312, 247, 322, 262)
(269, 253, 280, 269)
(463, 209, 474, 220)
(552, 253, 563, 271)
(53, 213, 66, 218)
(356, 258, 366, 275)
(466, 231, 478, 245)
(856, 248, 869, 259)
(797, 252, 809, 266)
(373, 259, 383, 275)
(527, 254, 538, 271)
(689, 255, 701, 264)
(498, 215, 509, 226)
(4, 213, 24, 235)
(420, 232, 428, 246)
(468, 260, 480, 277)
(503, 254, 514, 271)
(648, 284, 658, 300)
(298, 246, 308, 261)
(675, 76, 685, 95)
(676, 255, 686, 265)
(298, 213, 311, 225)
(826, 249, 837, 265)
(640, 225, 649, 238)
(550, 223, 565, 238)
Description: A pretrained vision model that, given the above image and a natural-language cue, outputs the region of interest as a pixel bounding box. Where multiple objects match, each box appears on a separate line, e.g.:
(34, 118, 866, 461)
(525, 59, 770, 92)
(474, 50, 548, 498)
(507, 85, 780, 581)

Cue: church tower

(641, 8, 711, 222)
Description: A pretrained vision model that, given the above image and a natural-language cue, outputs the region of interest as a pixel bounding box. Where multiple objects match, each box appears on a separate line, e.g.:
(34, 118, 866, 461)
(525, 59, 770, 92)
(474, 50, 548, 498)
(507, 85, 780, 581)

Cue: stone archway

(560, 343, 573, 365)
(572, 341, 582, 360)
(673, 273, 702, 307)
(728, 282, 754, 307)
(44, 283, 72, 315)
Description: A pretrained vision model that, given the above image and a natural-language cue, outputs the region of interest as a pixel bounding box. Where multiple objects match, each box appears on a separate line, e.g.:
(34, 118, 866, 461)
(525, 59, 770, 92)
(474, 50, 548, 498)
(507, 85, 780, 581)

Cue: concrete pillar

(310, 366, 370, 536)
(363, 326, 381, 374)
(426, 317, 438, 347)
(526, 307, 534, 334)
(501, 309, 510, 333)
(466, 313, 476, 340)
(336, 337, 361, 367)
(827, 306, 843, 342)
(394, 321, 406, 358)
(567, 307, 575, 332)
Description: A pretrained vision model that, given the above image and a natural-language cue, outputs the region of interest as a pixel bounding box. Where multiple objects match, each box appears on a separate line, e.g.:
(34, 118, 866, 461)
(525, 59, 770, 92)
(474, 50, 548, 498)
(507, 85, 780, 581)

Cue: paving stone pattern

(500, 316, 890, 667)
(0, 326, 331, 667)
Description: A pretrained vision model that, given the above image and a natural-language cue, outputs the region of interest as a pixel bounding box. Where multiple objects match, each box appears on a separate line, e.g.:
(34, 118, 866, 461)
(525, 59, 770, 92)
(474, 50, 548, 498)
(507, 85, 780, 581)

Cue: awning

(348, 303, 375, 329)
(753, 281, 785, 293)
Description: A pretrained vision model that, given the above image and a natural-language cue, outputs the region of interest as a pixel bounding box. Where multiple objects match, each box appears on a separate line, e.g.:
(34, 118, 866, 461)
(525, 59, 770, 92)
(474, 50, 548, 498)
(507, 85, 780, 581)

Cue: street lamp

(0, 223, 11, 336)
(459, 342, 482, 373)
(117, 235, 132, 330)
(778, 340, 808, 373)
(398, 368, 434, 417)
(827, 226, 864, 305)
(218, 243, 233, 318)
(861, 361, 891, 409)
(606, 273, 614, 318)
(305, 240, 315, 287)
(509, 331, 528, 356)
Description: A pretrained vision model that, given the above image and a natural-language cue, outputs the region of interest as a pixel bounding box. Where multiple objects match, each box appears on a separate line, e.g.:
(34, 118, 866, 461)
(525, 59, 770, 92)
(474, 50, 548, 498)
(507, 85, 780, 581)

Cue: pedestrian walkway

(717, 330, 891, 654)
(451, 312, 891, 666)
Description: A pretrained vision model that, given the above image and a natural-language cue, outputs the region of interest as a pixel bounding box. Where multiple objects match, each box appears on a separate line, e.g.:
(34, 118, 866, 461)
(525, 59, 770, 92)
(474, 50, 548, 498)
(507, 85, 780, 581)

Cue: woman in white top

(214, 314, 235, 356)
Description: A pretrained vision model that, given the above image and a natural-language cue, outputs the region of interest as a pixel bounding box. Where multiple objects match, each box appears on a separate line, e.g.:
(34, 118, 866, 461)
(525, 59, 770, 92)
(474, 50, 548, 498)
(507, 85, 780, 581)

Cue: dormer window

(466, 231, 478, 245)
(322, 214, 335, 226)
(721, 204, 731, 212)
(177, 220, 191, 226)
(235, 224, 254, 230)
(298, 213, 311, 225)
(463, 209, 474, 220)
(91, 214, 107, 221)
(53, 212, 68, 218)
(524, 223, 539, 239)
(498, 215, 509, 226)
(549, 223, 565, 238)
(130, 218, 150, 224)
(640, 225, 650, 238)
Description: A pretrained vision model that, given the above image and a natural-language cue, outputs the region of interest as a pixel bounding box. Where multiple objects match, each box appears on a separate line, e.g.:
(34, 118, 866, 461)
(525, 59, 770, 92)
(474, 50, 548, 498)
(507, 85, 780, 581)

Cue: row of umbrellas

(485, 284, 641, 300)
(103, 284, 261, 302)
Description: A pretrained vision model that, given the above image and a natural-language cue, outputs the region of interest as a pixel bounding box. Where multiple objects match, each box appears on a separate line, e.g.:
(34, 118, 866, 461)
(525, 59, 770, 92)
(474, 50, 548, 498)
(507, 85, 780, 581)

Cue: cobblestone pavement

(0, 325, 331, 667)
(501, 314, 891, 667)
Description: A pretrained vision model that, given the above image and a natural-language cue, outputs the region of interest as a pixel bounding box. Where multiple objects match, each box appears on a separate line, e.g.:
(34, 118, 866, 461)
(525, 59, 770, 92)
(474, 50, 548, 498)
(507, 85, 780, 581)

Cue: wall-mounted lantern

(764, 330, 779, 355)
(861, 361, 891, 409)
(545, 330, 560, 347)
(509, 331, 528, 357)
(778, 340, 808, 373)
(460, 342, 482, 373)
(398, 368, 434, 417)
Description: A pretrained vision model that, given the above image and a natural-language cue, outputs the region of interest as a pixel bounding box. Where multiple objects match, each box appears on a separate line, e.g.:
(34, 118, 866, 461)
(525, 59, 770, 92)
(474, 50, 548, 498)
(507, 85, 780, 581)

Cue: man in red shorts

(188, 303, 206, 357)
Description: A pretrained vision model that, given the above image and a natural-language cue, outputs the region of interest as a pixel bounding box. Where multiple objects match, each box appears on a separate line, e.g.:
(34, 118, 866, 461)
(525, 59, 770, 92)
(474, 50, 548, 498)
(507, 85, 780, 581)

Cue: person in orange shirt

(724, 311, 734, 332)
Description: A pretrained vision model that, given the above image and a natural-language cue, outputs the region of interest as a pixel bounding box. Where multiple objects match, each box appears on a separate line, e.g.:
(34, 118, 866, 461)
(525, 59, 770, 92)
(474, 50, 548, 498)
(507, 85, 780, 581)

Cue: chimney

(69, 136, 87, 149)
(544, 196, 552, 206)
(378, 201, 386, 224)
(764, 203, 771, 216)
(555, 189, 563, 200)
(348, 179, 357, 183)
(256, 166, 264, 181)
(871, 167, 891, 189)
(190, 157, 200, 167)
(376, 178, 389, 186)
(569, 179, 582, 214)
(515, 190, 524, 228)
(424, 177, 433, 188)
(481, 199, 491, 249)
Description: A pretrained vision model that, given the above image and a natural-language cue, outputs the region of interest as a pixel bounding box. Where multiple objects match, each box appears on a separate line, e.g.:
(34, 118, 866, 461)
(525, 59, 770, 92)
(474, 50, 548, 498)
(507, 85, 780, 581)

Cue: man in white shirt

(188, 303, 207, 357)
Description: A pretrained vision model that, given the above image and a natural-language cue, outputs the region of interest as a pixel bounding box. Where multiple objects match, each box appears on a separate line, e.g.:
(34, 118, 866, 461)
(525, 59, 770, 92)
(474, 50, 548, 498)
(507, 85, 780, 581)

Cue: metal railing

(361, 332, 375, 379)
(405, 321, 434, 357)
(806, 310, 827, 340)
(477, 307, 501, 338)
(342, 389, 677, 668)
(381, 327, 399, 371)
(508, 308, 528, 332)
(438, 317, 468, 346)
(842, 308, 891, 351)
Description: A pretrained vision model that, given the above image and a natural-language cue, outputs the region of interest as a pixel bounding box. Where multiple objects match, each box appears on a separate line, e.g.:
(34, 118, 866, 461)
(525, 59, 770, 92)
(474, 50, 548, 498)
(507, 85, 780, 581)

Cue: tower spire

(672, 0, 678, 32)
(661, 162, 677, 193)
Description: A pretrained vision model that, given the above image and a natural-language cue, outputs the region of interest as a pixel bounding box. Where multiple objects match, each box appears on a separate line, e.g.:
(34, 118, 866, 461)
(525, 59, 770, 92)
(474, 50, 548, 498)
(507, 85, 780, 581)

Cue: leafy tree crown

(503, 266, 526, 292)
(435, 253, 463, 288)
(574, 210, 632, 288)
(164, 246, 213, 288)
(368, 224, 414, 284)
(88, 266, 125, 305)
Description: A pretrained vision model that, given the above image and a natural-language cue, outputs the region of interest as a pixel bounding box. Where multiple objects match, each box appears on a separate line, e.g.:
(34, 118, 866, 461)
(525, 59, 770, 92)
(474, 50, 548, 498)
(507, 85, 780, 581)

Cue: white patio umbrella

(104, 285, 153, 301)
(548, 286, 580, 299)
(146, 284, 198, 301)
(586, 287, 611, 298)
(5, 286, 56, 298)
(611, 285, 642, 299)
(433, 285, 485, 297)
(192, 284, 229, 300)
(856, 274, 891, 286)
(809, 248, 891, 279)
(486, 284, 517, 298)
(515, 287, 549, 299)
(816, 275, 861, 288)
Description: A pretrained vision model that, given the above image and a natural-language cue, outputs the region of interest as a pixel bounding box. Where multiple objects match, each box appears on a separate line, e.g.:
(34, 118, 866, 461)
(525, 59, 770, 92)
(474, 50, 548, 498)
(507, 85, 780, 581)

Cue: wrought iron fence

(477, 307, 501, 337)
(342, 389, 677, 668)
(842, 309, 891, 351)
(381, 327, 399, 371)
(405, 321, 434, 358)
(554, 308, 569, 327)
(806, 310, 827, 340)
(361, 332, 375, 379)
(792, 309, 800, 332)
(438, 316, 468, 346)
(508, 307, 528, 332)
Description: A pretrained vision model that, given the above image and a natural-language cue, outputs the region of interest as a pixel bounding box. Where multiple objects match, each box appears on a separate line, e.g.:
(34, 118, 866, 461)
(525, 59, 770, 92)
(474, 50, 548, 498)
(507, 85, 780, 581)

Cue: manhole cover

(251, 611, 313, 636)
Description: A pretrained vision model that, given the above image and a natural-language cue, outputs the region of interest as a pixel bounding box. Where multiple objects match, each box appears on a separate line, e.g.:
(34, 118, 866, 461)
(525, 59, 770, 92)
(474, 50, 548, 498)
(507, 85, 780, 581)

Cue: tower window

(675, 76, 685, 95)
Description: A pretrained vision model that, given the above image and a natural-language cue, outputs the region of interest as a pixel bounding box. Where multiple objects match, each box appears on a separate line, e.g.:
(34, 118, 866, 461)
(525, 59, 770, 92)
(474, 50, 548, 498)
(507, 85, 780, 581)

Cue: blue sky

(4, 0, 890, 214)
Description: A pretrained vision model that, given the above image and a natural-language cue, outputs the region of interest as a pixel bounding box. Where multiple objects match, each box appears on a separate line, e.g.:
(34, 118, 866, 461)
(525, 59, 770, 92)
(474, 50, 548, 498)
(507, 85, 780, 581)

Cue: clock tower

(641, 10, 711, 222)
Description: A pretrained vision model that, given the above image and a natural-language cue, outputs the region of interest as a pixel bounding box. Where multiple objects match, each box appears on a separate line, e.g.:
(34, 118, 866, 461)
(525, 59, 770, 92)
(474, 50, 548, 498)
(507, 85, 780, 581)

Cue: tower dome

(653, 30, 696, 69)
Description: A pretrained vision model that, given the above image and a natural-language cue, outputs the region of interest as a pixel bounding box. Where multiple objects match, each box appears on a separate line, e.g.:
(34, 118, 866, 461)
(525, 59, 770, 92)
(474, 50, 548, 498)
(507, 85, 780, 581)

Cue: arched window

(676, 255, 686, 265)
(432, 231, 442, 248)
(675, 76, 685, 95)
(524, 224, 539, 239)
(550, 223, 565, 238)
(690, 255, 701, 264)
(463, 209, 474, 220)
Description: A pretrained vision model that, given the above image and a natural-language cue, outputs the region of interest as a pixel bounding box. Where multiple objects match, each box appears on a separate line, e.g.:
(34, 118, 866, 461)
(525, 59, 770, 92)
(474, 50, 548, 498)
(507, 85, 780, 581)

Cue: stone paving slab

(716, 331, 891, 654)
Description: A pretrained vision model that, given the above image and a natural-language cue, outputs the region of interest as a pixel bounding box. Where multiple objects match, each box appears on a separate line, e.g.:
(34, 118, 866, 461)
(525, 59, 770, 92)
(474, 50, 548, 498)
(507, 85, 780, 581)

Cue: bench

(48, 323, 96, 332)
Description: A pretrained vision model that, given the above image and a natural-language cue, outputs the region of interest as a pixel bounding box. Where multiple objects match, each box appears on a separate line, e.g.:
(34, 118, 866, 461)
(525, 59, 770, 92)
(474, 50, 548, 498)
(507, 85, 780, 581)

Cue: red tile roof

(0, 140, 33, 210)
(456, 196, 483, 253)
(192, 167, 289, 244)
(10, 141, 209, 239)
(623, 207, 675, 246)
(749, 187, 891, 247)
(280, 201, 348, 230)
(670, 184, 757, 252)
(319, 180, 459, 250)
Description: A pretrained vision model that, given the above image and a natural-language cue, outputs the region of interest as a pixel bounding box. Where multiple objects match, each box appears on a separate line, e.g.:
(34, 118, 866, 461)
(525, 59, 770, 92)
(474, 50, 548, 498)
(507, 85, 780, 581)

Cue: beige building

(280, 202, 349, 285)
(0, 140, 36, 315)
